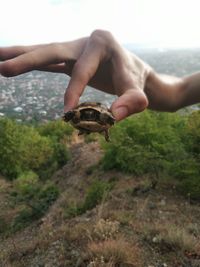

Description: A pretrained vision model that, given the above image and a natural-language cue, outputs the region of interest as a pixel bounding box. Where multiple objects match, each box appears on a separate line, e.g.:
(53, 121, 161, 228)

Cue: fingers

(111, 89, 148, 121)
(0, 43, 70, 77)
(0, 38, 87, 77)
(0, 44, 44, 61)
(64, 44, 103, 112)
(0, 38, 87, 61)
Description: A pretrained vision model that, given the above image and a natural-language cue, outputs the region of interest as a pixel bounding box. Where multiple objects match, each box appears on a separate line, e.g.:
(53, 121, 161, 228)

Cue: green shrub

(0, 217, 8, 234)
(37, 182, 60, 209)
(177, 111, 200, 199)
(0, 118, 70, 180)
(65, 180, 113, 218)
(82, 180, 112, 211)
(0, 118, 53, 179)
(101, 111, 200, 199)
(84, 133, 99, 143)
(10, 176, 60, 232)
(37, 119, 73, 142)
(20, 128, 55, 173)
(52, 142, 70, 168)
(14, 171, 39, 196)
(102, 111, 186, 176)
(179, 177, 200, 200)
(185, 110, 200, 158)
(64, 204, 83, 219)
(10, 208, 35, 232)
(0, 118, 23, 178)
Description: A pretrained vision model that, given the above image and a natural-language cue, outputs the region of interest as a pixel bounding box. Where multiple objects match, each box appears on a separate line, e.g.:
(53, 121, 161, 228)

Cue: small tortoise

(63, 102, 115, 141)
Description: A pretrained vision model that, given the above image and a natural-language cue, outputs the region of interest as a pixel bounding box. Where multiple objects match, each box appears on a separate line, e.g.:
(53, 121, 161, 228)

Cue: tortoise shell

(63, 102, 115, 141)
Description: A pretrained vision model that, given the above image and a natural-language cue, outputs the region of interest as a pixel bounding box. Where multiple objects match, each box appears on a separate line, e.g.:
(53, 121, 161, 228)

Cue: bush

(185, 110, 200, 159)
(0, 118, 70, 180)
(52, 142, 70, 168)
(14, 171, 39, 196)
(82, 180, 112, 211)
(38, 182, 60, 209)
(0, 118, 23, 179)
(101, 111, 200, 199)
(10, 174, 60, 232)
(179, 177, 200, 200)
(178, 111, 200, 199)
(65, 180, 113, 218)
(11, 208, 36, 232)
(0, 217, 8, 234)
(37, 119, 73, 142)
(102, 111, 186, 176)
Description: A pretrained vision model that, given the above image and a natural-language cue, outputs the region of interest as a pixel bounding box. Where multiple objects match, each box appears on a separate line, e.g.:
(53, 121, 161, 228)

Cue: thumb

(111, 89, 148, 121)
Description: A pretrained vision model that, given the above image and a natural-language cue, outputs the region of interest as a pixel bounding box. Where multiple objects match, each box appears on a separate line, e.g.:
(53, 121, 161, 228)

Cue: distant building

(39, 110, 47, 116)
(14, 107, 23, 112)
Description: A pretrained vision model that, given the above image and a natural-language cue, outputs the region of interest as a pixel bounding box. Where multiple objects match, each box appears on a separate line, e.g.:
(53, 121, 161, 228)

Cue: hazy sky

(0, 0, 200, 47)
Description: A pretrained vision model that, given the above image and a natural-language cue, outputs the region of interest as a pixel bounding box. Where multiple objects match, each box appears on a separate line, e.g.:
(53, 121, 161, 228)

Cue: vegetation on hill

(0, 118, 73, 180)
(0, 111, 200, 266)
(102, 110, 200, 200)
(0, 118, 73, 235)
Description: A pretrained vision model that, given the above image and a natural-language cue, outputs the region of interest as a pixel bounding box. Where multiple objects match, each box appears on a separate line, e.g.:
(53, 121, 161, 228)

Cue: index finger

(64, 43, 103, 111)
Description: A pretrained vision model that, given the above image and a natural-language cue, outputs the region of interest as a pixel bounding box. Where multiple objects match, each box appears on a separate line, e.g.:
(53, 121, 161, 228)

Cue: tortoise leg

(104, 129, 110, 142)
(78, 130, 84, 136)
(78, 130, 90, 136)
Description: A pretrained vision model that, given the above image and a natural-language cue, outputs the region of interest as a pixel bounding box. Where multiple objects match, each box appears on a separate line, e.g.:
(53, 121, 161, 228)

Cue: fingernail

(113, 106, 128, 121)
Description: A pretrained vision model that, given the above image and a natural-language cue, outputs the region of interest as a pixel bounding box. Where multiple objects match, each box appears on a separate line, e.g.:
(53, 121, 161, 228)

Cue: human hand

(0, 30, 152, 121)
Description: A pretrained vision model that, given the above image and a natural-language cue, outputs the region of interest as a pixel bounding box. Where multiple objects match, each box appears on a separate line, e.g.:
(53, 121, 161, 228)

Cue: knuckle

(90, 29, 114, 46)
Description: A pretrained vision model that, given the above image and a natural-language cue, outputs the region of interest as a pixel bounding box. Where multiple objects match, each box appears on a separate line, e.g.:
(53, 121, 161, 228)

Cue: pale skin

(0, 30, 200, 121)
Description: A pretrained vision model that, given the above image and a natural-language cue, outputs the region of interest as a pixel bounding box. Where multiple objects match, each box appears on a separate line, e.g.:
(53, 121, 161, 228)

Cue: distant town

(1, 48, 200, 123)
(0, 72, 67, 122)
(0, 70, 115, 123)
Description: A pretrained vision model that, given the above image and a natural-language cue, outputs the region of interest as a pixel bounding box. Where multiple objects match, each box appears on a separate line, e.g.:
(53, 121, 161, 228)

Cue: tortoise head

(63, 110, 75, 122)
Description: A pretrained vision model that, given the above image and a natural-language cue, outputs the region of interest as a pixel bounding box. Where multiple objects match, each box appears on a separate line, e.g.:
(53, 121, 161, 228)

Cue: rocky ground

(0, 139, 200, 267)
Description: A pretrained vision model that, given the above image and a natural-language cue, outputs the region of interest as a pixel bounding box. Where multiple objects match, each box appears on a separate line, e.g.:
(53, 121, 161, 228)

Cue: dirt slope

(0, 140, 200, 267)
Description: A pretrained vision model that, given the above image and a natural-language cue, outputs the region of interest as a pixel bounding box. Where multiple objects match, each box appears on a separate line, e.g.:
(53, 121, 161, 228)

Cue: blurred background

(1, 0, 200, 121)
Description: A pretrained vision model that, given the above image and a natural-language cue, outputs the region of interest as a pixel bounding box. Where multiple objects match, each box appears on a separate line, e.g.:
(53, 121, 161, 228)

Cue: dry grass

(87, 257, 116, 267)
(142, 222, 200, 254)
(86, 238, 142, 267)
(92, 218, 120, 241)
(159, 225, 199, 252)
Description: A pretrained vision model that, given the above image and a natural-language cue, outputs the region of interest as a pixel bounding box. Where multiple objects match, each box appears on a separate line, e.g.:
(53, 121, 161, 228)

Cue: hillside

(0, 138, 200, 267)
